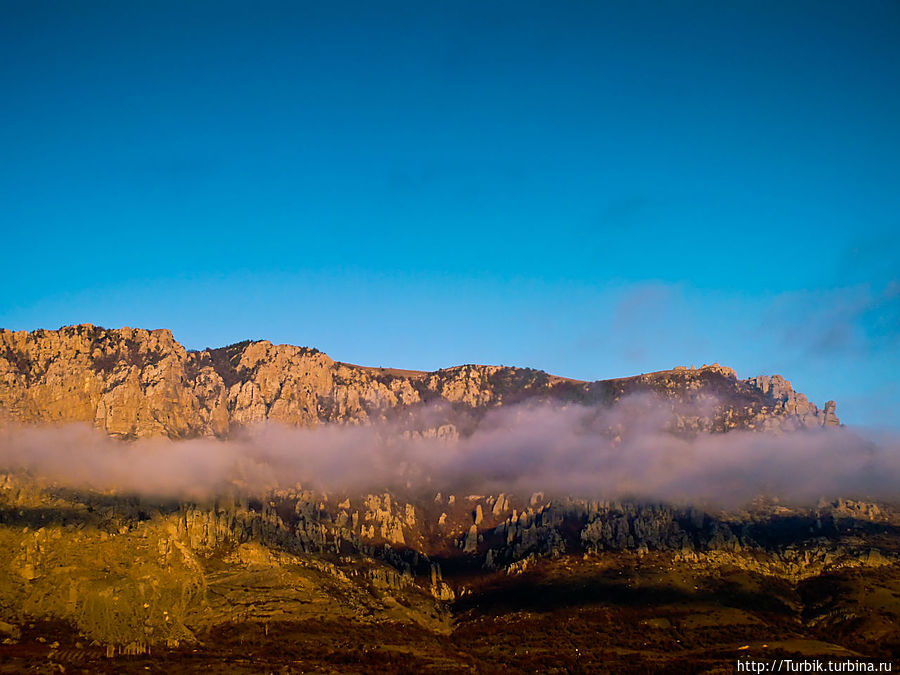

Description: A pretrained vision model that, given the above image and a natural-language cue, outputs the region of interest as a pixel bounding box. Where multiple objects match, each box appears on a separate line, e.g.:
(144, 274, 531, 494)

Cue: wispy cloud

(766, 281, 900, 358)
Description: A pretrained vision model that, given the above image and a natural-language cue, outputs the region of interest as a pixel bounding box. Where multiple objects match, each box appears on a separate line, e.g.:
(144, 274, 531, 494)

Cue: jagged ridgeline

(1, 325, 897, 669)
(0, 324, 839, 438)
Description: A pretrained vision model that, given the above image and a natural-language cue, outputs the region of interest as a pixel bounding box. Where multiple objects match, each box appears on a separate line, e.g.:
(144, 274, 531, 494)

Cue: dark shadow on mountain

(452, 567, 796, 617)
(0, 498, 185, 531)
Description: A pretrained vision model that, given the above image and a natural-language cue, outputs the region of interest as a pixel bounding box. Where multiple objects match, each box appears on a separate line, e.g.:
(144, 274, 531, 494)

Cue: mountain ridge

(0, 323, 839, 438)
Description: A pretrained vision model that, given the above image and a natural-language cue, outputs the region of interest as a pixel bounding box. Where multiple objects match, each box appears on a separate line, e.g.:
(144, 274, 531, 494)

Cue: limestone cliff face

(0, 324, 839, 438)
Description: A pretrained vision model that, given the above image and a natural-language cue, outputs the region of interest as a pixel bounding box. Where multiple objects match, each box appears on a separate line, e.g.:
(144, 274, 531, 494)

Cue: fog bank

(1, 398, 898, 506)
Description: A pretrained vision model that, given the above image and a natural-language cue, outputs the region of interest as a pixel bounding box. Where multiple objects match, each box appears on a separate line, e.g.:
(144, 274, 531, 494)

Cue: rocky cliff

(0, 324, 839, 438)
(1, 469, 897, 663)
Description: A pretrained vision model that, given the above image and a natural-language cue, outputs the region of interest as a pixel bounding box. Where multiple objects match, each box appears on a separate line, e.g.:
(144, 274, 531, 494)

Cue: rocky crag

(1, 471, 897, 664)
(0, 324, 839, 438)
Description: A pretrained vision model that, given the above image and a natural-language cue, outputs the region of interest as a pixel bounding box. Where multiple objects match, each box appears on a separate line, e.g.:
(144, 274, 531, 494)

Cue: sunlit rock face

(0, 325, 838, 438)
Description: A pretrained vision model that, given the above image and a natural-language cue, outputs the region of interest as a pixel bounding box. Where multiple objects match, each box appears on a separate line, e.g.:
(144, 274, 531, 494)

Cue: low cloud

(1, 397, 898, 507)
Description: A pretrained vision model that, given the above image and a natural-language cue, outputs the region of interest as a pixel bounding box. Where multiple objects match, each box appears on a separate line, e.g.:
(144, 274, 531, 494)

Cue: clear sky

(1, 1, 898, 427)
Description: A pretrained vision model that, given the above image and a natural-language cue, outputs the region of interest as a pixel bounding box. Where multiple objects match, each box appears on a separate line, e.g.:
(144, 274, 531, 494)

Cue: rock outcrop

(0, 325, 839, 438)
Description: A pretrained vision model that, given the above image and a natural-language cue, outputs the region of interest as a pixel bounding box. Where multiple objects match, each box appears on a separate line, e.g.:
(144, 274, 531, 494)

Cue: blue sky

(1, 1, 898, 427)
